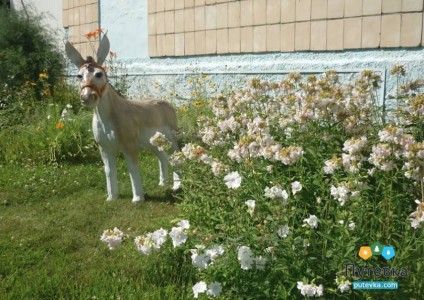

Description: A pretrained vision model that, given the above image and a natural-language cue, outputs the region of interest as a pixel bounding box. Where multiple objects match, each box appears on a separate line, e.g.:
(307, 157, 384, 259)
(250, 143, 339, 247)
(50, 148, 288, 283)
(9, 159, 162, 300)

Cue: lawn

(0, 156, 193, 299)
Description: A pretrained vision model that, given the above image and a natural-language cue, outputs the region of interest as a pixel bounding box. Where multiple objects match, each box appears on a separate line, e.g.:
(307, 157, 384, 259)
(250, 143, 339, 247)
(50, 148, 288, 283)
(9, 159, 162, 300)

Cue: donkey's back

(131, 98, 178, 131)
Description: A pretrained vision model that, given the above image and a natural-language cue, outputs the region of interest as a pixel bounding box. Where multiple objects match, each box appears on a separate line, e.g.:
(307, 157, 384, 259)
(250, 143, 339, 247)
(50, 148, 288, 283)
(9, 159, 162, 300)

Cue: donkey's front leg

(157, 150, 181, 191)
(156, 151, 169, 186)
(100, 147, 119, 201)
(123, 152, 145, 203)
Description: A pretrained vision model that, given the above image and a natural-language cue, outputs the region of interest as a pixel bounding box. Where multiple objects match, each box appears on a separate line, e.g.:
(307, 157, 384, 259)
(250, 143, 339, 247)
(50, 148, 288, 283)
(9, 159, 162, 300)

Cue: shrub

(0, 6, 64, 94)
(0, 6, 66, 127)
(118, 69, 424, 299)
(174, 70, 424, 298)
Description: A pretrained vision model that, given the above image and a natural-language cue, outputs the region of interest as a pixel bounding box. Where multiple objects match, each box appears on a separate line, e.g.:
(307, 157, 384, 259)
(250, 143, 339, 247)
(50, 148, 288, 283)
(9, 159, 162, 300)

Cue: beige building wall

(148, 0, 424, 57)
(63, 0, 100, 58)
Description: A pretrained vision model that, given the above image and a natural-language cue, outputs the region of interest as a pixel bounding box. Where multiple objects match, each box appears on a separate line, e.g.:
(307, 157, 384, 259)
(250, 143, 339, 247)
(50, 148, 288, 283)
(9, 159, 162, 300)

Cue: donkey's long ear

(65, 41, 84, 67)
(97, 35, 110, 66)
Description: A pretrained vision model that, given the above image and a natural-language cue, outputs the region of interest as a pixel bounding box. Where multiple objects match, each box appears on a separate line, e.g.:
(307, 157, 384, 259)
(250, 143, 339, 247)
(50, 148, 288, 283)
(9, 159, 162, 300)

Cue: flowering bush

(172, 69, 424, 298)
(101, 69, 424, 298)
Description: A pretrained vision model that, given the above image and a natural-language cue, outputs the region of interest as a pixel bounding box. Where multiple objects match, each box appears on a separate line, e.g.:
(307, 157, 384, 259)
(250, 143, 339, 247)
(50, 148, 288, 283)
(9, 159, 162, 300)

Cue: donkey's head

(65, 35, 110, 108)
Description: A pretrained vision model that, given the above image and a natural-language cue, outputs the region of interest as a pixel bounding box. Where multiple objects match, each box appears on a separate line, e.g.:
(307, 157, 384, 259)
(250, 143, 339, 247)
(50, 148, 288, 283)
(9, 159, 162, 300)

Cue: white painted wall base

(104, 48, 423, 109)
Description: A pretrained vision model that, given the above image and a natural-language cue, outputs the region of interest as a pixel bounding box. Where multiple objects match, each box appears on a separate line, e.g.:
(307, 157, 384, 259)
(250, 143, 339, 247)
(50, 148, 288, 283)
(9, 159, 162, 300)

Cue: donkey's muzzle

(80, 86, 99, 108)
(80, 92, 98, 103)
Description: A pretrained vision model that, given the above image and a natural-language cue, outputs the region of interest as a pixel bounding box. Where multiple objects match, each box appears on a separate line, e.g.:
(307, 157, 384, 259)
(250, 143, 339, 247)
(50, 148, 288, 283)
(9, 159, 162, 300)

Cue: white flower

(100, 227, 123, 250)
(368, 143, 393, 171)
(169, 152, 185, 167)
(169, 226, 188, 247)
(409, 201, 424, 229)
(207, 282, 222, 297)
(245, 199, 256, 216)
(297, 281, 324, 297)
(323, 158, 340, 174)
(134, 234, 154, 255)
(410, 215, 423, 229)
(224, 171, 242, 189)
(149, 132, 172, 152)
(191, 248, 210, 269)
(217, 116, 239, 132)
(177, 219, 190, 229)
(275, 146, 304, 165)
(201, 126, 218, 145)
(336, 276, 351, 293)
(264, 186, 289, 204)
(277, 225, 291, 238)
(151, 228, 168, 249)
(134, 228, 168, 255)
(255, 256, 266, 270)
(206, 245, 225, 261)
(266, 165, 274, 173)
(211, 161, 228, 176)
(192, 281, 207, 298)
(60, 108, 69, 120)
(303, 215, 319, 229)
(367, 167, 376, 176)
(190, 243, 224, 270)
(343, 136, 367, 154)
(338, 281, 351, 293)
(182, 143, 206, 160)
(291, 181, 303, 195)
(200, 153, 213, 165)
(316, 284, 324, 297)
(330, 184, 350, 206)
(237, 246, 254, 270)
(348, 221, 356, 231)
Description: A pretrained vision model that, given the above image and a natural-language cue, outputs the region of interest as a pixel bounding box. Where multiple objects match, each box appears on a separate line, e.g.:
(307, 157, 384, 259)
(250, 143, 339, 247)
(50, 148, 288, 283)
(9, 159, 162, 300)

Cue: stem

(20, 0, 29, 20)
(421, 169, 424, 202)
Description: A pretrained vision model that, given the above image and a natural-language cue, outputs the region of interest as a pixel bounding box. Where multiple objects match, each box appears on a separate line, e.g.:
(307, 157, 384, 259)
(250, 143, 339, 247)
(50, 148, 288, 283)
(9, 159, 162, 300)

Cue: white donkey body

(66, 36, 180, 202)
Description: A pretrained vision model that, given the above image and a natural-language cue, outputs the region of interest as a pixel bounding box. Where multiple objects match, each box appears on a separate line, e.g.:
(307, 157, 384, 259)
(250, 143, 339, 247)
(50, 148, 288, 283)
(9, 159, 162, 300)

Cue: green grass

(0, 153, 194, 299)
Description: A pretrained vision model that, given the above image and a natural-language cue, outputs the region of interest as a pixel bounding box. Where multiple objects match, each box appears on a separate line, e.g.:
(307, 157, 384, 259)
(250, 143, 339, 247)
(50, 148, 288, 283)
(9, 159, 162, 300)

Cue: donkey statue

(65, 35, 180, 202)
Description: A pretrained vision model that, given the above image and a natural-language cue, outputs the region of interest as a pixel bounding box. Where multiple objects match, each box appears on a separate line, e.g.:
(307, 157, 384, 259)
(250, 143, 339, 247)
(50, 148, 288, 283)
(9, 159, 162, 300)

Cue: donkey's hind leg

(168, 135, 182, 191)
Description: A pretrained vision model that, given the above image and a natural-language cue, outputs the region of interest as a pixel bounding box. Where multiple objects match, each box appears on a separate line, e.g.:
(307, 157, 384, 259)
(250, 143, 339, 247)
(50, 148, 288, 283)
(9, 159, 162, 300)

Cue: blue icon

(381, 246, 396, 260)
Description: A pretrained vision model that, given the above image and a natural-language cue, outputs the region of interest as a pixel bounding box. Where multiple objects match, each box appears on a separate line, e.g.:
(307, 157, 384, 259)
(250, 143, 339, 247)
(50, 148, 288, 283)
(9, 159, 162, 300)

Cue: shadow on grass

(144, 189, 178, 204)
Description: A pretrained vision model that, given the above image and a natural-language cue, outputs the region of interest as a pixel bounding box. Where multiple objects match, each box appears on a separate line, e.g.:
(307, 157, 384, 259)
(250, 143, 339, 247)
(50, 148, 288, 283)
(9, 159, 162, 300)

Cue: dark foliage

(0, 6, 64, 97)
